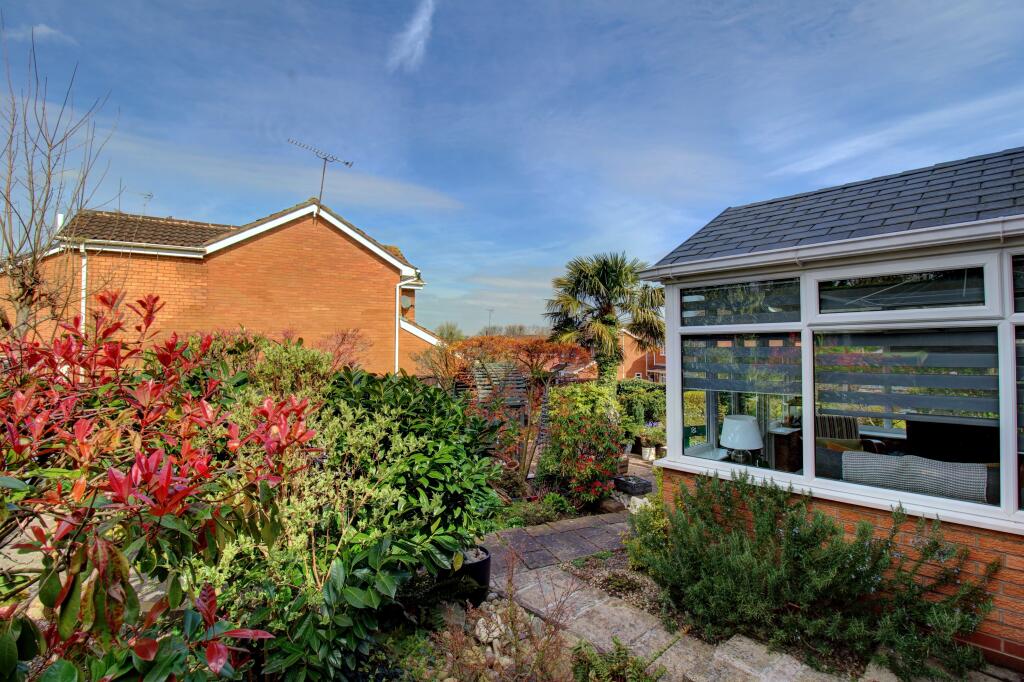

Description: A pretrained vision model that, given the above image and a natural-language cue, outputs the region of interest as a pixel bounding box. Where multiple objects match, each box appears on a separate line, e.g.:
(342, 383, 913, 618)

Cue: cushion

(815, 437, 861, 453)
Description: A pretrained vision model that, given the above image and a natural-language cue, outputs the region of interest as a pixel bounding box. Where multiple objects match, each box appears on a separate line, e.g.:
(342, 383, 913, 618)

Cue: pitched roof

(59, 198, 415, 268)
(60, 211, 234, 248)
(656, 146, 1024, 266)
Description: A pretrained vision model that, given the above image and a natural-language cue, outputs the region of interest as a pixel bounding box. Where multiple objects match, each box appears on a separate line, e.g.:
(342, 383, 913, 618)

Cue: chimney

(56, 213, 65, 229)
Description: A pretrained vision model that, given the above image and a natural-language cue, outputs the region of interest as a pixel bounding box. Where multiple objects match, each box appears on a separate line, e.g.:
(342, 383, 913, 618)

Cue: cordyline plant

(0, 291, 317, 680)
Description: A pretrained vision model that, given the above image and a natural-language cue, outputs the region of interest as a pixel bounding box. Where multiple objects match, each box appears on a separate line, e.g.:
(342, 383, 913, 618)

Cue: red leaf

(132, 637, 159, 661)
(196, 584, 217, 627)
(222, 628, 273, 640)
(205, 641, 229, 675)
(143, 597, 168, 629)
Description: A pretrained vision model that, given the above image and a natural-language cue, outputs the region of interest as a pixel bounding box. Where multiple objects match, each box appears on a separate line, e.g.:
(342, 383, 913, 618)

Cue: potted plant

(457, 545, 492, 606)
(639, 424, 665, 461)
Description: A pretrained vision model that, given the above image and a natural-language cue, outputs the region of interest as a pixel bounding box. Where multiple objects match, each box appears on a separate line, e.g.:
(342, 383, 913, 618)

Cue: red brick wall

(203, 214, 399, 373)
(398, 326, 433, 374)
(25, 215, 429, 375)
(618, 333, 648, 380)
(660, 468, 1024, 671)
(86, 251, 209, 336)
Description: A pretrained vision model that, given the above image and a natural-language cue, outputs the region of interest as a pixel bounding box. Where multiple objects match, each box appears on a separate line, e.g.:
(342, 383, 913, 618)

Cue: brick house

(35, 198, 439, 374)
(617, 330, 665, 382)
(642, 146, 1024, 670)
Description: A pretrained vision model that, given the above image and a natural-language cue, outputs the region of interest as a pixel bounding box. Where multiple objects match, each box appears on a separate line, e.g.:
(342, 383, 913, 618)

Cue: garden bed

(562, 550, 866, 677)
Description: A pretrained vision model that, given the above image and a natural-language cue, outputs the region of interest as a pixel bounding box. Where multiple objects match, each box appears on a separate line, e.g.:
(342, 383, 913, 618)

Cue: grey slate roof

(656, 146, 1024, 266)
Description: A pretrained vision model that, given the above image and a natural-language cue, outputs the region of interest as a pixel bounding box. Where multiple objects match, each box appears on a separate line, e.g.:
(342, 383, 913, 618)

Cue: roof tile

(655, 146, 1024, 266)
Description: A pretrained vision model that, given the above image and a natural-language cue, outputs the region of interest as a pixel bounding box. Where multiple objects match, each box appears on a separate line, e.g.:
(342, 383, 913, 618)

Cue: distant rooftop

(58, 197, 413, 267)
(656, 146, 1024, 266)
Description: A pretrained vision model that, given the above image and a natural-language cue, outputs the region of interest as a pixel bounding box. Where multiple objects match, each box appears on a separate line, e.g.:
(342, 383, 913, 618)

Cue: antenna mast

(287, 139, 353, 206)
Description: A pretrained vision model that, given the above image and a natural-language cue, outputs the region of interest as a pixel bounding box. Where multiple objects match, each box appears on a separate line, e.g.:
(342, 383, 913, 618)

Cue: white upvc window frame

(806, 251, 1002, 324)
(660, 248, 1024, 536)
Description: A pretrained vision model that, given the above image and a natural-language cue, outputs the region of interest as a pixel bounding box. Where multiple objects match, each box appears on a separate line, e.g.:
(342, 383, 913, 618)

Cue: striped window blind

(814, 329, 998, 425)
(682, 333, 802, 395)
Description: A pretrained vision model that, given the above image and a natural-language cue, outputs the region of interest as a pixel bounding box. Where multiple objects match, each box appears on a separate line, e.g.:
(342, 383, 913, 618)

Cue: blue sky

(6, 1, 1024, 332)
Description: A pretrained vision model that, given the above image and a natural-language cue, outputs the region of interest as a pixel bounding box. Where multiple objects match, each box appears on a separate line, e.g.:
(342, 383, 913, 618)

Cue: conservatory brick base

(659, 469, 1024, 672)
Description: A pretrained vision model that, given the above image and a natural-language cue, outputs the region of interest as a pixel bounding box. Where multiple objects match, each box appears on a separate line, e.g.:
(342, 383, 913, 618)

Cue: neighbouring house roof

(60, 211, 235, 248)
(400, 319, 440, 345)
(656, 146, 1024, 266)
(58, 197, 416, 269)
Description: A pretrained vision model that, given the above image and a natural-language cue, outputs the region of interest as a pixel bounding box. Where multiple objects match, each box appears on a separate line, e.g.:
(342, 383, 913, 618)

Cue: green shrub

(542, 492, 576, 516)
(550, 382, 620, 419)
(201, 368, 503, 678)
(323, 369, 503, 569)
(617, 379, 665, 424)
(627, 473, 997, 679)
(536, 384, 624, 503)
(572, 639, 665, 681)
(499, 492, 577, 528)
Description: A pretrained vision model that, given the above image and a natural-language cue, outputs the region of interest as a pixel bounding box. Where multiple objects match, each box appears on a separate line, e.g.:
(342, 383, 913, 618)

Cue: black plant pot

(459, 546, 492, 607)
(613, 475, 653, 496)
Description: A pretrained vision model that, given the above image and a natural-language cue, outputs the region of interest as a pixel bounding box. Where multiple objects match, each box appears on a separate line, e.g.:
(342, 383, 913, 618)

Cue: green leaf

(0, 477, 28, 491)
(57, 574, 82, 641)
(38, 569, 62, 608)
(158, 515, 195, 539)
(0, 633, 17, 675)
(40, 659, 78, 682)
(374, 572, 398, 599)
(329, 559, 346, 591)
(341, 587, 369, 609)
(168, 574, 183, 609)
(14, 617, 42, 661)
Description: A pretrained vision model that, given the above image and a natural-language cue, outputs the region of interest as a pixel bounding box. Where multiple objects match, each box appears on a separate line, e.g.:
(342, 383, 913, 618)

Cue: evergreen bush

(626, 473, 997, 679)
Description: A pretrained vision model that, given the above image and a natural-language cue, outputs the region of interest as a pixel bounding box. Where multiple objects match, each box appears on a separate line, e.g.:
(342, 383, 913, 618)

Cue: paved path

(485, 511, 630, 574)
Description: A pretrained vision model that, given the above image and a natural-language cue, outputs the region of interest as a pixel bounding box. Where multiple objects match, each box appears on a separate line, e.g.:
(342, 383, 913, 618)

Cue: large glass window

(681, 278, 800, 326)
(1016, 328, 1024, 511)
(1014, 255, 1024, 312)
(813, 328, 999, 505)
(819, 268, 984, 314)
(682, 333, 803, 472)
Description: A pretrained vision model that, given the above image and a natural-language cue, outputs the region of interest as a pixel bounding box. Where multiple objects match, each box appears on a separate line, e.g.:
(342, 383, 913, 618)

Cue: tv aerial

(287, 138, 353, 207)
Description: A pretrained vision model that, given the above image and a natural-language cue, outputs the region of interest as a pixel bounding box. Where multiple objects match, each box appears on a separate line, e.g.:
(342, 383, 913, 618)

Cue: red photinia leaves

(205, 641, 229, 675)
(196, 584, 217, 628)
(222, 629, 273, 640)
(132, 637, 159, 661)
(0, 290, 311, 658)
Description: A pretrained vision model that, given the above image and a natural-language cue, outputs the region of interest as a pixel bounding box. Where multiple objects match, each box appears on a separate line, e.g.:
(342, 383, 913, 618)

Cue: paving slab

(563, 595, 665, 652)
(536, 531, 601, 561)
(548, 515, 608, 531)
(521, 548, 558, 569)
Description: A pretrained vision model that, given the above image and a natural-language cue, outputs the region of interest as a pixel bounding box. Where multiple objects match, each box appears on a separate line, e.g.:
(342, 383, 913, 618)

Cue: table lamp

(721, 415, 763, 465)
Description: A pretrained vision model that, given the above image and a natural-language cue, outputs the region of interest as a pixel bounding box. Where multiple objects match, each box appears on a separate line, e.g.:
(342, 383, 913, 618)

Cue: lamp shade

(720, 415, 763, 450)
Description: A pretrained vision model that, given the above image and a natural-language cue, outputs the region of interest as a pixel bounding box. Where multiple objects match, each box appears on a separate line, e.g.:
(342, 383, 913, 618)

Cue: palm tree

(545, 253, 664, 384)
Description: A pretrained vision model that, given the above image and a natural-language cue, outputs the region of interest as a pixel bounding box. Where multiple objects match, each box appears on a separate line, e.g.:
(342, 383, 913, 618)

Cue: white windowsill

(655, 455, 1024, 537)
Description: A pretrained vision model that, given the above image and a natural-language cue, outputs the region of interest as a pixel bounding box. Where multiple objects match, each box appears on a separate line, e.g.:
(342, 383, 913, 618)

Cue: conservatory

(641, 146, 1024, 535)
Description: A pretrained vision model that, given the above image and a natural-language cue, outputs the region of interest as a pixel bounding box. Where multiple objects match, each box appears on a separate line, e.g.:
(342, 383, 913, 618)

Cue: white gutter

(640, 214, 1024, 282)
(79, 243, 87, 324)
(394, 279, 403, 373)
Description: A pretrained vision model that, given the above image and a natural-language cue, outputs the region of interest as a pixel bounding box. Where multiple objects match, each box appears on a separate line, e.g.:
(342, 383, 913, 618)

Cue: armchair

(814, 414, 885, 454)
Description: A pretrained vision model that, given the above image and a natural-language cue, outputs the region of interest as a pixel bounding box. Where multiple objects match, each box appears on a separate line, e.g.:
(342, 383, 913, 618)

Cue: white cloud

(771, 87, 1024, 176)
(4, 24, 76, 45)
(101, 130, 462, 213)
(388, 0, 436, 73)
